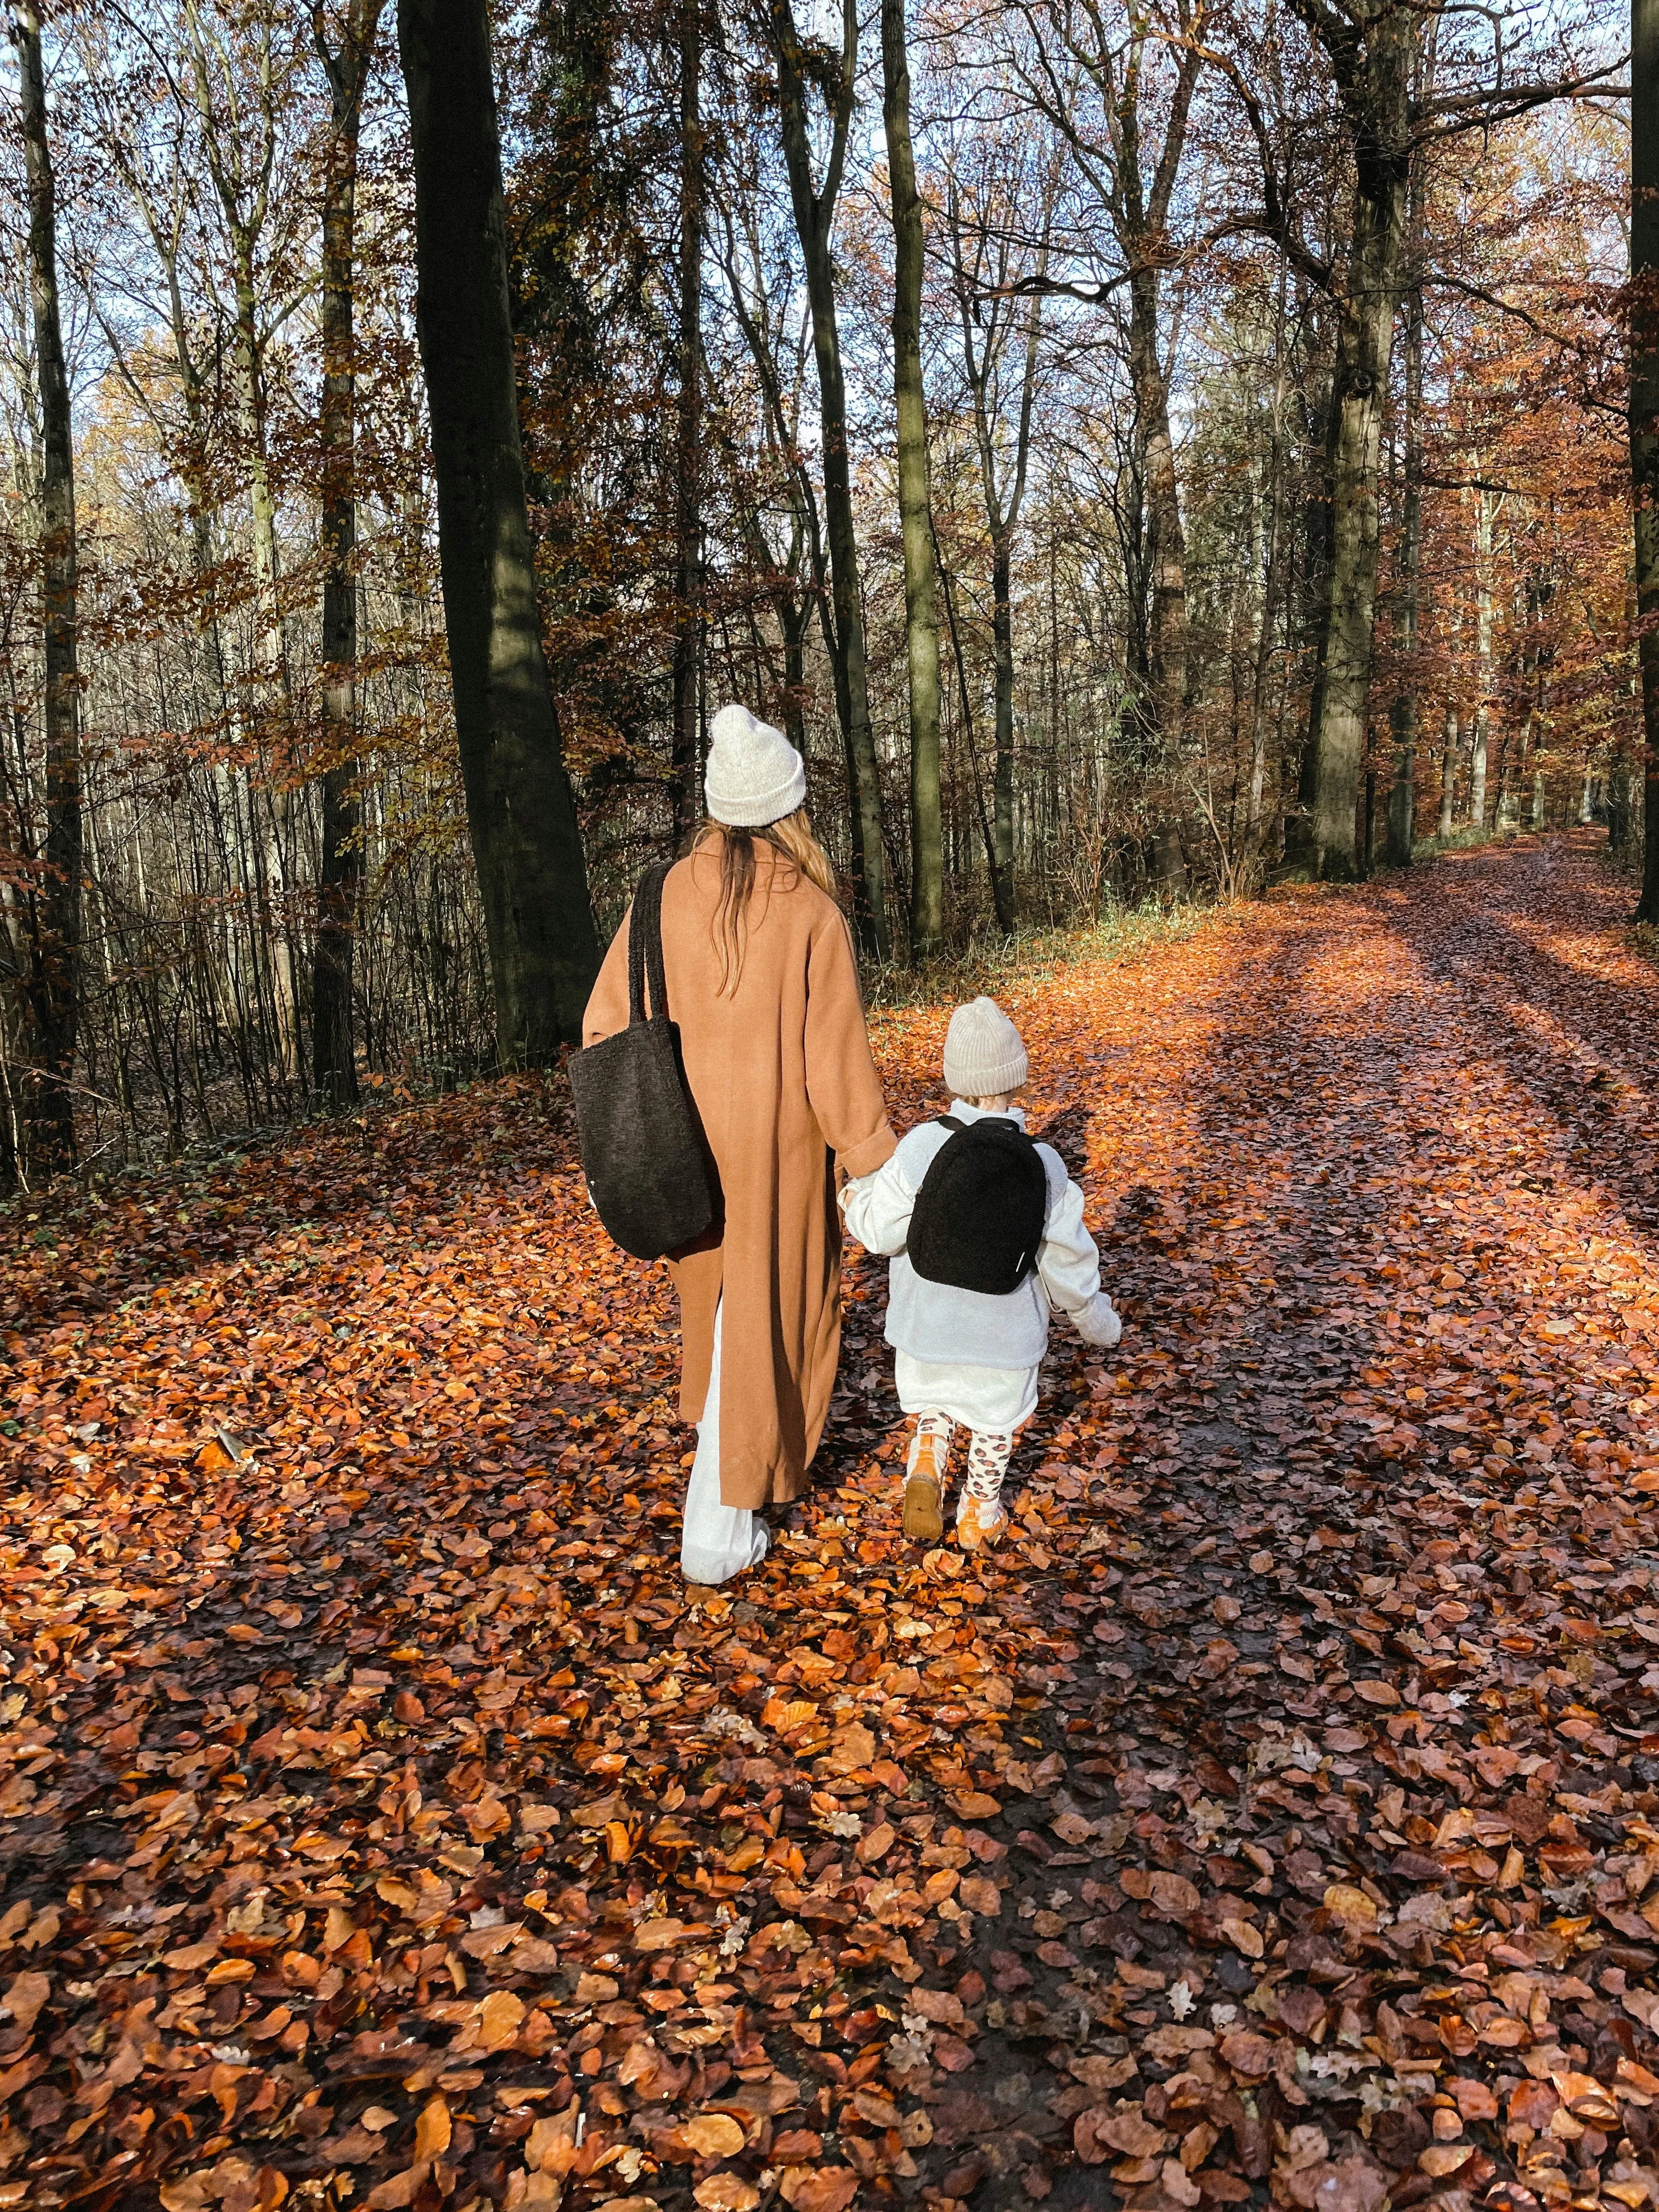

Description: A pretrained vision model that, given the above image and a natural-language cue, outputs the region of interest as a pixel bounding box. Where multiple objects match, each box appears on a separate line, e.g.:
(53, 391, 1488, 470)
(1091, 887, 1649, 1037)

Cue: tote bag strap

(627, 860, 675, 1026)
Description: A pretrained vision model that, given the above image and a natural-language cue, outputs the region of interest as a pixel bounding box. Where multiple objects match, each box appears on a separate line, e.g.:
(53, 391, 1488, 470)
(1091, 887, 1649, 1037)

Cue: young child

(839, 996, 1122, 1549)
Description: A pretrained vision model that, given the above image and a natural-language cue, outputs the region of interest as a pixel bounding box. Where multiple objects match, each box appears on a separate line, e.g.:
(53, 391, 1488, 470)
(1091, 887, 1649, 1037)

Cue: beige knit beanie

(943, 996, 1029, 1099)
(704, 702, 808, 828)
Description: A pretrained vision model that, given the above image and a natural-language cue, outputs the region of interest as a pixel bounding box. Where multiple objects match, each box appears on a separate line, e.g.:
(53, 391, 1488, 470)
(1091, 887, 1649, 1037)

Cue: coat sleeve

(804, 906, 895, 1180)
(582, 904, 633, 1047)
(1036, 1168, 1122, 1347)
(839, 1148, 916, 1256)
(1036, 1171, 1106, 1318)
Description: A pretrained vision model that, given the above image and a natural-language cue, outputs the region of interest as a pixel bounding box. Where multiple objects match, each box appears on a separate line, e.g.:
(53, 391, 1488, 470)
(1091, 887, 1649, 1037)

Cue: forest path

(5, 832, 1659, 2212)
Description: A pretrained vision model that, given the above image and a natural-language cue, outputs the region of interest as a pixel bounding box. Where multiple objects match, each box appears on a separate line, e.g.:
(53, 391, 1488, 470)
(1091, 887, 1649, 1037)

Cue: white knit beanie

(704, 702, 808, 829)
(943, 996, 1029, 1099)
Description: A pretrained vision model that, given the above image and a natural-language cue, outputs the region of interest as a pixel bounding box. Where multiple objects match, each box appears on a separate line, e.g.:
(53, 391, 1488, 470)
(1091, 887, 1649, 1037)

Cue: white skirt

(894, 1349, 1039, 1435)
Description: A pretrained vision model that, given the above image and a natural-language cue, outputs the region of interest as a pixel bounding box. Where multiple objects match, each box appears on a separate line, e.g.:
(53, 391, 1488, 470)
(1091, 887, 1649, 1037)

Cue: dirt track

(4, 831, 1659, 2212)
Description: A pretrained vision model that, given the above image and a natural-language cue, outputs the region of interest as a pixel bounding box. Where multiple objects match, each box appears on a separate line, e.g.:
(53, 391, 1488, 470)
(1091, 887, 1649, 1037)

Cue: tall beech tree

(1635, 0, 1659, 923)
(945, 148, 1049, 936)
(1278, 0, 1417, 882)
(1015, 0, 1205, 894)
(710, 169, 825, 754)
(765, 0, 890, 959)
(670, 0, 704, 850)
(397, 0, 600, 1058)
(181, 0, 307, 1075)
(9, 2, 81, 1176)
(310, 0, 384, 1109)
(881, 0, 943, 957)
(1385, 269, 1423, 868)
(1249, 0, 1613, 879)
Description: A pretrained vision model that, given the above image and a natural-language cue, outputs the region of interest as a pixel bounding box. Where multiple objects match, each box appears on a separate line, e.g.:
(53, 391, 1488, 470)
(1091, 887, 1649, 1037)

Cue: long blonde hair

(692, 810, 839, 994)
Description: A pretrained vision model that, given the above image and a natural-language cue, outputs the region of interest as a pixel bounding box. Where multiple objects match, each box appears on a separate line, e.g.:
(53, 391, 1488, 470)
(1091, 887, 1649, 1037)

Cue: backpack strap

(628, 861, 674, 1026)
(938, 1115, 965, 1133)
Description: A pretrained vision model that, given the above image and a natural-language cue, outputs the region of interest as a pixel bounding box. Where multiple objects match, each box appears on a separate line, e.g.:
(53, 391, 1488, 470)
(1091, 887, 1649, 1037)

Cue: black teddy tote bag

(569, 861, 718, 1262)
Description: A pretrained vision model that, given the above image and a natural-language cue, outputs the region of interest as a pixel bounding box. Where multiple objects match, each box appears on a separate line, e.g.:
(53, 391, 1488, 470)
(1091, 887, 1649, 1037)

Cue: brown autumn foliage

(3, 831, 1659, 2212)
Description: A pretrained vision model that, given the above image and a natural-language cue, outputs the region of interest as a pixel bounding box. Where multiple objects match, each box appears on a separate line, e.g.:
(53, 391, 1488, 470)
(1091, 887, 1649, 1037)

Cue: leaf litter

(4, 831, 1659, 2212)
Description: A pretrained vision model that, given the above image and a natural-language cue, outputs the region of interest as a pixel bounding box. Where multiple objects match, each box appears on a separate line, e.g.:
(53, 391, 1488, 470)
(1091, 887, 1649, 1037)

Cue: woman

(583, 703, 895, 1585)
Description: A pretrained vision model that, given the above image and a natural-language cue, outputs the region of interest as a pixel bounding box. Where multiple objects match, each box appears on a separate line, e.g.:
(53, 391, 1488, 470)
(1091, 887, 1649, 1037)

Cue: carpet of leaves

(4, 830, 1659, 2212)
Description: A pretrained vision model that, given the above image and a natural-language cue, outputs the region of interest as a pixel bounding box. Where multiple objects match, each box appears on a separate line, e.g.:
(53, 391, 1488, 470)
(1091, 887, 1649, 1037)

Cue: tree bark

(11, 3, 81, 1177)
(949, 176, 1046, 936)
(710, 193, 822, 758)
(1386, 269, 1423, 867)
(1284, 2, 1414, 881)
(670, 0, 703, 851)
(397, 0, 600, 1059)
(1127, 267, 1189, 898)
(1127, 267, 1186, 891)
(1470, 486, 1494, 832)
(1015, 3, 1200, 894)
(311, 0, 383, 1110)
(1634, 0, 1659, 918)
(1248, 262, 1290, 879)
(881, 0, 942, 958)
(1437, 703, 1459, 838)
(990, 538, 1019, 928)
(768, 0, 889, 959)
(183, 2, 302, 1084)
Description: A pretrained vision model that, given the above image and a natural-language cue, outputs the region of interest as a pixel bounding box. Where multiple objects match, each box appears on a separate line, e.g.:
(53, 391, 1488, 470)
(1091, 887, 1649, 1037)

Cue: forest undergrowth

(4, 831, 1659, 2212)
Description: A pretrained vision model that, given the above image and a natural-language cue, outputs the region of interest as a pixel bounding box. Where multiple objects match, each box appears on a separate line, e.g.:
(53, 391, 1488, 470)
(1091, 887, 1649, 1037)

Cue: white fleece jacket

(839, 1102, 1121, 1370)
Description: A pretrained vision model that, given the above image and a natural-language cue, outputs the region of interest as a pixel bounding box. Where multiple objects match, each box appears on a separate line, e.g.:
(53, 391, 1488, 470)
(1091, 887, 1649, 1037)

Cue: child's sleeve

(838, 1149, 917, 1258)
(1038, 1173, 1122, 1347)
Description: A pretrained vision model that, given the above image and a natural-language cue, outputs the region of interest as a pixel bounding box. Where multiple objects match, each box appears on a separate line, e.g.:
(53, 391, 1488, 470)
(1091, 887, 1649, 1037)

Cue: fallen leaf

(682, 2114, 746, 2158)
(778, 2169, 859, 2212)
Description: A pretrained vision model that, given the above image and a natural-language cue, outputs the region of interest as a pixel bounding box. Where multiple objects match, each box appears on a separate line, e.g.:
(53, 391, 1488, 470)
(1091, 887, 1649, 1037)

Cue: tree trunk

(1284, 7, 1413, 881)
(1497, 718, 1522, 831)
(1018, 7, 1200, 895)
(397, 0, 600, 1059)
(1127, 256, 1187, 897)
(951, 178, 1046, 936)
(12, 4, 81, 1177)
(311, 0, 383, 1110)
(1634, 0, 1659, 918)
(1611, 744, 1634, 862)
(881, 0, 941, 957)
(1437, 704, 1459, 839)
(670, 0, 703, 851)
(1128, 267, 1187, 758)
(938, 538, 1005, 918)
(1386, 229, 1423, 867)
(1248, 264, 1290, 878)
(1470, 485, 1494, 832)
(989, 539, 1018, 933)
(781, 600, 809, 753)
(187, 0, 302, 1088)
(769, 0, 889, 959)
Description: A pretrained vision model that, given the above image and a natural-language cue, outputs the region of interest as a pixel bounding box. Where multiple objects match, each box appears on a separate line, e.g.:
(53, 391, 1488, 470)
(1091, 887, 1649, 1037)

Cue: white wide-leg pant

(680, 1301, 770, 1587)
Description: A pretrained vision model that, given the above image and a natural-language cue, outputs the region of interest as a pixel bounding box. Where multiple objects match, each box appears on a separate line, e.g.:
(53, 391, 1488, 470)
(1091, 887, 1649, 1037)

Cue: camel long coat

(582, 840, 894, 1507)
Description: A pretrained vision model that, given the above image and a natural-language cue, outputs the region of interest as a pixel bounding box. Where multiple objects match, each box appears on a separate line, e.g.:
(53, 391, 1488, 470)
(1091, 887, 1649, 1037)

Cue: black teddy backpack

(905, 1115, 1048, 1296)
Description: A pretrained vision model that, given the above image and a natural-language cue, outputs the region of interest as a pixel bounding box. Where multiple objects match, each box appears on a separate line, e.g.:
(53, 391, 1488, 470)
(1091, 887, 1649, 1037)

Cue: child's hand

(1075, 1293, 1123, 1348)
